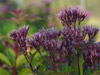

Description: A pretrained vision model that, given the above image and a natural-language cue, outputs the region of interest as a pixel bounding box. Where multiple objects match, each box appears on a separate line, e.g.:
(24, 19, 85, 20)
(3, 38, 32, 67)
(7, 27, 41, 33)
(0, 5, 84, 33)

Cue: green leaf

(65, 66, 73, 74)
(72, 42, 91, 75)
(79, 53, 84, 75)
(92, 70, 100, 75)
(72, 52, 84, 75)
(30, 49, 46, 68)
(61, 62, 68, 72)
(72, 54, 79, 75)
(6, 49, 15, 66)
(31, 58, 43, 70)
(85, 68, 91, 75)
(37, 71, 70, 75)
(38, 64, 47, 71)
(0, 53, 12, 67)
(29, 51, 38, 64)
(17, 68, 32, 75)
(0, 68, 11, 75)
(16, 54, 27, 68)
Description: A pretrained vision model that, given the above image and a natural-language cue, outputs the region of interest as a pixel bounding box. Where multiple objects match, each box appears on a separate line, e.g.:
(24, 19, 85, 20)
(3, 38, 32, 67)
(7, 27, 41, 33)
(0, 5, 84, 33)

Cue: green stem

(23, 51, 35, 75)
(77, 55, 80, 75)
(38, 51, 49, 69)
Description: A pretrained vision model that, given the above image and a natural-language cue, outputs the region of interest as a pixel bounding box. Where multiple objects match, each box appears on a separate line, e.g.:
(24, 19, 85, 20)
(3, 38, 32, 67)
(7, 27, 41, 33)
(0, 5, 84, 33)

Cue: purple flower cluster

(10, 25, 29, 55)
(30, 28, 61, 70)
(56, 6, 87, 26)
(83, 42, 100, 69)
(31, 28, 59, 49)
(56, 7, 100, 71)
(9, 6, 100, 73)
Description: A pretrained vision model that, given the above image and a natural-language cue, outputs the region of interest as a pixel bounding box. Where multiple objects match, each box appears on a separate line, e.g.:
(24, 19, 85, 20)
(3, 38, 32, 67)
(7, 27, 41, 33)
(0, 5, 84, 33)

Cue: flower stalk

(77, 54, 80, 75)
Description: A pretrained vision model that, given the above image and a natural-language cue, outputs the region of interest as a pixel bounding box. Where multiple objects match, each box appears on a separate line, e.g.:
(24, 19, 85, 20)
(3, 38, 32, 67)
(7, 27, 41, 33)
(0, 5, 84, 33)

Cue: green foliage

(72, 53, 79, 75)
(16, 54, 27, 68)
(72, 45, 85, 75)
(65, 66, 73, 74)
(0, 68, 11, 75)
(0, 21, 16, 36)
(0, 43, 6, 53)
(79, 54, 84, 75)
(71, 41, 93, 75)
(36, 71, 70, 75)
(6, 49, 15, 66)
(29, 51, 38, 64)
(30, 49, 47, 67)
(61, 62, 68, 72)
(92, 70, 100, 75)
(0, 53, 12, 67)
(85, 68, 91, 75)
(17, 68, 32, 75)
(38, 64, 47, 71)
(72, 53, 84, 75)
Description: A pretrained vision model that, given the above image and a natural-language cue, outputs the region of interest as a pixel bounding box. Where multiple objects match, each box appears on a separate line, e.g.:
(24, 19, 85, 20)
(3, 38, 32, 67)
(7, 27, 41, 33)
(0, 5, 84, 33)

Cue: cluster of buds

(83, 26, 99, 41)
(83, 42, 100, 67)
(9, 25, 29, 54)
(9, 6, 100, 73)
(31, 27, 59, 49)
(56, 6, 87, 27)
(30, 28, 61, 71)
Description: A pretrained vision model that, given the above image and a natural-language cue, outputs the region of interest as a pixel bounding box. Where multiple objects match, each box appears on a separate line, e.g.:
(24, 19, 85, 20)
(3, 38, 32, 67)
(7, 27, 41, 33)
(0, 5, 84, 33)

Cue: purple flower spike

(85, 26, 99, 41)
(31, 27, 59, 51)
(56, 6, 87, 27)
(9, 25, 30, 51)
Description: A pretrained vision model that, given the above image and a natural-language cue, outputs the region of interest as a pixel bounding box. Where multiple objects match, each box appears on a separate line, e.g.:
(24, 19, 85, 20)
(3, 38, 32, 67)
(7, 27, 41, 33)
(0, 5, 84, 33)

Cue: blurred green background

(0, 0, 100, 41)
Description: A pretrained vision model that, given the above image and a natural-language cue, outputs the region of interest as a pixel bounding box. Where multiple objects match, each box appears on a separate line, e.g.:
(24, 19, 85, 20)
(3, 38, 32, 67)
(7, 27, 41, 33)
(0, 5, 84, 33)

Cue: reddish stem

(13, 45, 18, 75)
(98, 59, 99, 69)
(50, 53, 56, 71)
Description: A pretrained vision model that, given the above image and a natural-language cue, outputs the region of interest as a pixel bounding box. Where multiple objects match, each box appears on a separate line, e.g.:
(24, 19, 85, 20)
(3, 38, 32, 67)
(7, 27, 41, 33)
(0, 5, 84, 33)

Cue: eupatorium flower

(56, 7, 99, 68)
(9, 6, 100, 74)
(56, 6, 87, 27)
(31, 27, 60, 56)
(30, 27, 62, 71)
(10, 25, 29, 52)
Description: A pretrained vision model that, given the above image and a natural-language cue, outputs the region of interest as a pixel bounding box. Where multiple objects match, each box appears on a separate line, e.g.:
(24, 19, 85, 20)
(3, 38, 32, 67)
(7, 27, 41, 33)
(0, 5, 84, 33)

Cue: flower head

(56, 6, 87, 27)
(31, 27, 60, 52)
(9, 25, 29, 51)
